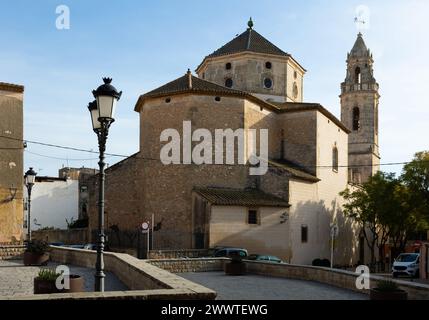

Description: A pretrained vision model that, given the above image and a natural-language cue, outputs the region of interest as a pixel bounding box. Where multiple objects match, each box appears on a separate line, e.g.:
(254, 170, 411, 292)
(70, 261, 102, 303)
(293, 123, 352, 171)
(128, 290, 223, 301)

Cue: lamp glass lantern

(92, 77, 122, 122)
(24, 167, 37, 185)
(88, 100, 101, 131)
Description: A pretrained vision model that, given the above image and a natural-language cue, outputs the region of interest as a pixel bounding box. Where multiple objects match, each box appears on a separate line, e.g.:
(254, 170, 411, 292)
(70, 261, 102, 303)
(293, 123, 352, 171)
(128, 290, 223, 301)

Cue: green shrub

(26, 240, 50, 254)
(375, 280, 400, 292)
(37, 268, 61, 282)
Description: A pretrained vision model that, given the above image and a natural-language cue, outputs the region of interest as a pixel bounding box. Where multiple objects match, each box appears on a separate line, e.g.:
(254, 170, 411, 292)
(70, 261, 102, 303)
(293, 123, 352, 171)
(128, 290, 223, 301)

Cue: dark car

(213, 247, 248, 258)
(83, 243, 97, 250)
(248, 254, 282, 263)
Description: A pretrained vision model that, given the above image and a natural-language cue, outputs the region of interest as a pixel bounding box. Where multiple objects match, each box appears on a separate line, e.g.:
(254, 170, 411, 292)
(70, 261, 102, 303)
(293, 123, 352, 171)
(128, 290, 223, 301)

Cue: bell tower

(340, 33, 380, 183)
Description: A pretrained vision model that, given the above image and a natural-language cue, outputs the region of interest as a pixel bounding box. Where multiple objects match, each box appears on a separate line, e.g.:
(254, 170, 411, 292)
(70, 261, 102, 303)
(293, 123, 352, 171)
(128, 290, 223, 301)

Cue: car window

(238, 250, 247, 257)
(215, 250, 226, 257)
(396, 254, 418, 262)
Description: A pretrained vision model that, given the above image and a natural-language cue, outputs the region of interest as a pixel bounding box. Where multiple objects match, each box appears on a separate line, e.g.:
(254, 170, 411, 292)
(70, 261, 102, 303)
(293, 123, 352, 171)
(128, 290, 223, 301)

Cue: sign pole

(147, 228, 149, 258)
(151, 213, 154, 250)
(331, 231, 334, 268)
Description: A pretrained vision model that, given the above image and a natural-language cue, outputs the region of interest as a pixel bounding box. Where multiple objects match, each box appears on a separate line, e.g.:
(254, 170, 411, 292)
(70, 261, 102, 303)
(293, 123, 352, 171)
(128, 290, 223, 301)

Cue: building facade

(23, 176, 79, 230)
(87, 22, 379, 265)
(0, 82, 24, 244)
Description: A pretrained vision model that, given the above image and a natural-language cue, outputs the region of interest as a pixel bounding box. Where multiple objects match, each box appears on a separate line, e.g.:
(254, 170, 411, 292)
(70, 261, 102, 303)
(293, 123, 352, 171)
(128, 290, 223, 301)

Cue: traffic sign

(141, 221, 150, 233)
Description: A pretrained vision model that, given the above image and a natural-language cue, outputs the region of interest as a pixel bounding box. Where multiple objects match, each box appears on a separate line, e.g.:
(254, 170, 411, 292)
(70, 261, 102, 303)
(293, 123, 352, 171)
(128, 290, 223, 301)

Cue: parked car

(247, 254, 282, 263)
(392, 253, 420, 278)
(213, 247, 248, 258)
(65, 244, 85, 249)
(49, 242, 64, 247)
(83, 243, 97, 250)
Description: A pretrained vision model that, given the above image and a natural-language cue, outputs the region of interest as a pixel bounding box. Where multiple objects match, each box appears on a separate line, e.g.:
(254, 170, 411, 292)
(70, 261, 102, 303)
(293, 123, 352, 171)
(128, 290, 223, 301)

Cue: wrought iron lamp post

(88, 77, 122, 292)
(24, 167, 37, 245)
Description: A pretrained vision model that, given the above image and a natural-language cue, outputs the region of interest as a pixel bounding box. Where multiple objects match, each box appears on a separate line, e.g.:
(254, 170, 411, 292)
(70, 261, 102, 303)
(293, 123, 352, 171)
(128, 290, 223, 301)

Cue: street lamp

(88, 77, 122, 292)
(24, 167, 37, 245)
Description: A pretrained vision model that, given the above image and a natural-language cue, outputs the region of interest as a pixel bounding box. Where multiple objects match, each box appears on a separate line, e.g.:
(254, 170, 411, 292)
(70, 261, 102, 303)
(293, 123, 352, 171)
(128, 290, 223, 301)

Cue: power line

(0, 133, 425, 170)
(25, 150, 101, 161)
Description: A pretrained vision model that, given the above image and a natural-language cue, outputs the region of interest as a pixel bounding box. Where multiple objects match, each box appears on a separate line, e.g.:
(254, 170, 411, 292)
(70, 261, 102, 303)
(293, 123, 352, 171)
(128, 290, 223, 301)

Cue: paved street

(178, 271, 368, 300)
(0, 260, 127, 297)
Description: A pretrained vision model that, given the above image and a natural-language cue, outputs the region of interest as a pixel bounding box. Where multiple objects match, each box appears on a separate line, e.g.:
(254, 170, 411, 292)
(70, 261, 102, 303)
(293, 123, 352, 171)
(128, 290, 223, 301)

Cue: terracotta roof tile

(206, 28, 289, 58)
(194, 187, 290, 207)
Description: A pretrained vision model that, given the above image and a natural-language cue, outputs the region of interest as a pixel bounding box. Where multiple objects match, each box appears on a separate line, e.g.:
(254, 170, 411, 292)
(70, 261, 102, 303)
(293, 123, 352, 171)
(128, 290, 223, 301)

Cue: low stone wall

(42, 246, 216, 300)
(148, 258, 226, 273)
(245, 260, 429, 300)
(149, 257, 429, 300)
(0, 245, 25, 260)
(148, 249, 210, 259)
(32, 228, 88, 245)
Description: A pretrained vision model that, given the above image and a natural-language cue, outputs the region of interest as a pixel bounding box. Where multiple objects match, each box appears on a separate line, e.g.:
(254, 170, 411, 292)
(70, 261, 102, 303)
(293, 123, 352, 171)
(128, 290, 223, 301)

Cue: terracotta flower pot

(65, 274, 85, 293)
(34, 275, 84, 294)
(23, 252, 49, 266)
(225, 261, 247, 275)
(370, 288, 408, 300)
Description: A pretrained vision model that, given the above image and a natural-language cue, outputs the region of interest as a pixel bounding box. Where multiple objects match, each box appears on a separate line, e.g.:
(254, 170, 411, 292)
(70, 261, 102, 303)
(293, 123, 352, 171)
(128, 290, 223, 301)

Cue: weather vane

(354, 5, 370, 33)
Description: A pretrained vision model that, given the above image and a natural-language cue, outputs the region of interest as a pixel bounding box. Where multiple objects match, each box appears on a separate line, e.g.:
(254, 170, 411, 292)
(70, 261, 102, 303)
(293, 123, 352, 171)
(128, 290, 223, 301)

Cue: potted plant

(224, 252, 247, 276)
(34, 268, 85, 294)
(23, 240, 50, 266)
(370, 280, 408, 300)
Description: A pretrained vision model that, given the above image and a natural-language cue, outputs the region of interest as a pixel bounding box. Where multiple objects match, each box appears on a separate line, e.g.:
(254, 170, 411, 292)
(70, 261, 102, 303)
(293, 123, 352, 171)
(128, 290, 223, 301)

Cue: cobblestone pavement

(0, 260, 127, 297)
(178, 271, 368, 300)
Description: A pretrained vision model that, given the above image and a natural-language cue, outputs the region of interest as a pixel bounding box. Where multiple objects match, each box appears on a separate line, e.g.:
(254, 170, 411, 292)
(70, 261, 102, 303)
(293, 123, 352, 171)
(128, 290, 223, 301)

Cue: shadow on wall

(290, 200, 357, 266)
(211, 200, 357, 266)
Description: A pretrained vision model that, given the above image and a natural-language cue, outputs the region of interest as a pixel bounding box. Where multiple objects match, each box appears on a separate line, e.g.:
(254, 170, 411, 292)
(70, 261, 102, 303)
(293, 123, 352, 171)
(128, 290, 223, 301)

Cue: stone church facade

(87, 21, 380, 265)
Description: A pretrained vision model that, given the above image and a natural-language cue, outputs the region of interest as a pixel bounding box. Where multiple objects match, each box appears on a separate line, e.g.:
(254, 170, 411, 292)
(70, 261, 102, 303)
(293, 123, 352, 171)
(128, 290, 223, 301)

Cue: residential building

(0, 81, 24, 244)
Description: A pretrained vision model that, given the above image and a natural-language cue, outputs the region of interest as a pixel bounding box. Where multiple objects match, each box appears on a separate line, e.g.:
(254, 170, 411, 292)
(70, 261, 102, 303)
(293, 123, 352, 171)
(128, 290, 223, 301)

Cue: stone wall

(148, 257, 226, 273)
(148, 249, 210, 259)
(32, 228, 88, 244)
(245, 260, 429, 300)
(149, 257, 429, 300)
(45, 246, 216, 300)
(0, 245, 25, 260)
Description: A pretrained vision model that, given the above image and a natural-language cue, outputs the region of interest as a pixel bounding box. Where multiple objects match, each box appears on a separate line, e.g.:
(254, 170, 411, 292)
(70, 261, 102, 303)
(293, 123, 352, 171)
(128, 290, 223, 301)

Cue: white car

(392, 253, 420, 278)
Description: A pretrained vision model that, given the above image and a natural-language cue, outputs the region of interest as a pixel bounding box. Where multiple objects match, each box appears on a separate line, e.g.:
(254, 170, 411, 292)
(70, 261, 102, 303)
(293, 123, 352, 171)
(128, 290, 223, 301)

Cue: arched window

(332, 146, 338, 172)
(352, 107, 360, 131)
(354, 67, 361, 84)
(225, 62, 232, 70)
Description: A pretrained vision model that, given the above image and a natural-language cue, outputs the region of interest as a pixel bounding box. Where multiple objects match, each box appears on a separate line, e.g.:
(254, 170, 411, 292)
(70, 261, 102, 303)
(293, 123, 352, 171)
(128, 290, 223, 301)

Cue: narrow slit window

(352, 107, 360, 131)
(301, 225, 308, 243)
(332, 146, 338, 172)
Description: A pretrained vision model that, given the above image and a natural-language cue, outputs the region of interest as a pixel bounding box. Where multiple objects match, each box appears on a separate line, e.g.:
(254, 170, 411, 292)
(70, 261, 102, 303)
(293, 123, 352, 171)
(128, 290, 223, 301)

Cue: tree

(341, 164, 429, 268)
(340, 172, 405, 268)
(401, 151, 429, 222)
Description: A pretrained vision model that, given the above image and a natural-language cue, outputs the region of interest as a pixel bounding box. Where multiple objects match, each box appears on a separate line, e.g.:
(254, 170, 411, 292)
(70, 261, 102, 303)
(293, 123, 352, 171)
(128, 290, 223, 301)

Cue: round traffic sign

(141, 222, 149, 230)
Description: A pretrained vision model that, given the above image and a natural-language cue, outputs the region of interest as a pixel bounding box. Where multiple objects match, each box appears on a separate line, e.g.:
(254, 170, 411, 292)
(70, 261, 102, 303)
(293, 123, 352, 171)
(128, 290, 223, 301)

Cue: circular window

(264, 78, 273, 89)
(225, 78, 233, 88)
(294, 71, 298, 79)
(265, 61, 272, 69)
(165, 98, 171, 103)
(225, 63, 232, 70)
(215, 96, 221, 102)
(293, 82, 298, 98)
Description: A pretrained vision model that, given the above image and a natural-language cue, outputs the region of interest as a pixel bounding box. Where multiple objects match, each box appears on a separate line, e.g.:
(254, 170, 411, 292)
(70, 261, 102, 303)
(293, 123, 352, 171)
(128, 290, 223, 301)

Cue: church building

(87, 20, 380, 265)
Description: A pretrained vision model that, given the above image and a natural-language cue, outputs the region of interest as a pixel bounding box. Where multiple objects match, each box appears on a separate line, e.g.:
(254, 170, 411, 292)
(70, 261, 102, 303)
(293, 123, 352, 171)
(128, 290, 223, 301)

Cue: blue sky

(1, 0, 428, 176)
